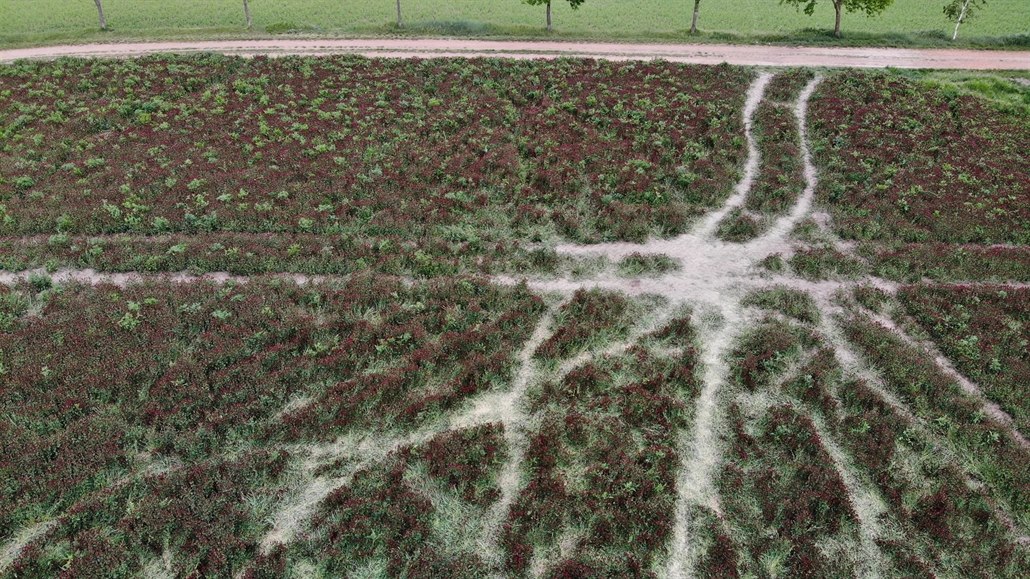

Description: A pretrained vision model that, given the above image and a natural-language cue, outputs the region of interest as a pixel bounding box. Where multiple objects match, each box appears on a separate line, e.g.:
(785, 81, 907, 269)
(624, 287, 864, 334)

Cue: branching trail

(666, 305, 744, 578)
(260, 295, 678, 568)
(808, 414, 888, 578)
(476, 300, 677, 574)
(757, 77, 823, 243)
(4, 52, 1028, 573)
(476, 305, 559, 569)
(502, 63, 1022, 568)
(260, 300, 569, 564)
(261, 385, 520, 553)
(500, 74, 849, 578)
(813, 295, 1030, 544)
(694, 73, 773, 239)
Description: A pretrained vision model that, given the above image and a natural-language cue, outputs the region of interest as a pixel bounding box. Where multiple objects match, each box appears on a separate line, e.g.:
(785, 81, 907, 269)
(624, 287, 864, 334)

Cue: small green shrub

(616, 252, 680, 277)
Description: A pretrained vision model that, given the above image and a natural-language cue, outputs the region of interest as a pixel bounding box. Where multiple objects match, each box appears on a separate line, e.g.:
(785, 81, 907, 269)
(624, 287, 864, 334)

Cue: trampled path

(497, 72, 1030, 574)
(2, 38, 1030, 69)
(2, 63, 1029, 575)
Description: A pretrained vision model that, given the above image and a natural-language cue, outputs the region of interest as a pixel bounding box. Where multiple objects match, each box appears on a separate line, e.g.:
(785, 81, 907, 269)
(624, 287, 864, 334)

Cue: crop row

(762, 69, 816, 105)
(718, 402, 861, 576)
(745, 102, 803, 217)
(809, 71, 1030, 244)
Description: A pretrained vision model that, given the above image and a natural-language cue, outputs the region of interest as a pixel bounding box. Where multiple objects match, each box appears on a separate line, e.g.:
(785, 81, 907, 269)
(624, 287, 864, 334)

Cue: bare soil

(2, 39, 1029, 70)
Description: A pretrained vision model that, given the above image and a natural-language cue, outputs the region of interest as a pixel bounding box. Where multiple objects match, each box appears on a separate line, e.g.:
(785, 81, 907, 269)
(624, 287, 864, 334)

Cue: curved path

(1, 42, 1028, 577)
(2, 38, 1029, 69)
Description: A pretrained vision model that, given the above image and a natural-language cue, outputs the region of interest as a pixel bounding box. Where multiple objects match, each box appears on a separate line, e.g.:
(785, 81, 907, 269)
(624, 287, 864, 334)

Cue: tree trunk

(396, 0, 403, 28)
(690, 0, 701, 35)
(952, 0, 971, 41)
(546, 1, 552, 32)
(94, 0, 107, 30)
(833, 1, 842, 38)
(243, 0, 252, 30)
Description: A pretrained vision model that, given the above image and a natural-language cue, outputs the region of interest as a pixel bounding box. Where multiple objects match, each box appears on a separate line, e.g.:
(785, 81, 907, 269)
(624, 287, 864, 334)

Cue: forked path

(2, 38, 1030, 69)
(509, 74, 836, 578)
(1, 62, 1028, 576)
(498, 71, 1029, 575)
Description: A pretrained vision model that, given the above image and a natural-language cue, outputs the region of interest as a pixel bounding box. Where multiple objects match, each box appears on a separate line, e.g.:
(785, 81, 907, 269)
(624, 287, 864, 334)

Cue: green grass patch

(616, 252, 680, 277)
(2, 0, 1029, 48)
(742, 286, 820, 325)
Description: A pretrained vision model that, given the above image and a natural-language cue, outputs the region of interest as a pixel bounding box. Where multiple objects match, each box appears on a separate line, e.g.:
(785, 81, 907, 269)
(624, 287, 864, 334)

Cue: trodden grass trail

(0, 53, 1027, 576)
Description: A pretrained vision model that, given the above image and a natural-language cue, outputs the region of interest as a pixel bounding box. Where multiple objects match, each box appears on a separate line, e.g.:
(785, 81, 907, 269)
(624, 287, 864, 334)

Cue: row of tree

(774, 0, 988, 39)
(87, 0, 990, 41)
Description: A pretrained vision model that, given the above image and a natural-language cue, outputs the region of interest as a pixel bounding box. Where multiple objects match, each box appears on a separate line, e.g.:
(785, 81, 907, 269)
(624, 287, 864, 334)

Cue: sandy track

(1, 38, 1029, 69)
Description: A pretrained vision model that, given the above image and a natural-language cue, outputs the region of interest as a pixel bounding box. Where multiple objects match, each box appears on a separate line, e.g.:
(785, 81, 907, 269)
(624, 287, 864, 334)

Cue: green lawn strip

(3, 0, 1029, 50)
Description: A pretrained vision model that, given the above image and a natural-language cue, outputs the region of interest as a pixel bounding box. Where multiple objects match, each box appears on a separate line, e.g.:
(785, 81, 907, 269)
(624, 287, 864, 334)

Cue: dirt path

(864, 309, 1028, 448)
(3, 46, 1028, 574)
(2, 38, 1029, 69)
(498, 69, 1030, 573)
(0, 521, 56, 575)
(475, 306, 559, 570)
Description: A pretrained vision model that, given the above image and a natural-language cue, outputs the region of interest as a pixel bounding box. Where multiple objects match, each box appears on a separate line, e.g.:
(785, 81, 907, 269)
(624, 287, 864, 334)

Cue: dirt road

(1, 38, 1029, 69)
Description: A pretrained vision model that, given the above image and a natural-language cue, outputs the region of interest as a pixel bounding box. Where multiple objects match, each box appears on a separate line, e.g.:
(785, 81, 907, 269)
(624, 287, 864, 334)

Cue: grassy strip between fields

(2, 0, 1030, 50)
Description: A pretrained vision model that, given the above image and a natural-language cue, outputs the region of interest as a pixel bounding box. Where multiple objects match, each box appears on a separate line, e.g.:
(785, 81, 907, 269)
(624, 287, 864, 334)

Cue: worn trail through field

(499, 70, 1029, 574)
(3, 58, 1028, 574)
(864, 308, 1029, 448)
(0, 521, 56, 575)
(475, 306, 559, 570)
(815, 294, 1030, 546)
(504, 74, 833, 577)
